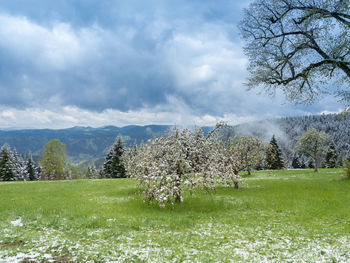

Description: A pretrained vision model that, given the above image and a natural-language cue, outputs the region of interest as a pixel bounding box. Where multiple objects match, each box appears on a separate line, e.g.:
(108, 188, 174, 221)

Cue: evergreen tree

(103, 150, 114, 178)
(12, 149, 29, 181)
(325, 142, 337, 168)
(0, 144, 28, 181)
(0, 144, 16, 181)
(86, 165, 99, 179)
(26, 155, 40, 181)
(98, 169, 105, 179)
(291, 154, 301, 169)
(265, 135, 284, 170)
(102, 137, 126, 178)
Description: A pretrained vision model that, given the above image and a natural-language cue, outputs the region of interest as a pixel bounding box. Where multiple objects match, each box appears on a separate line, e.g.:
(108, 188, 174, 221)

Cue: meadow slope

(0, 169, 349, 262)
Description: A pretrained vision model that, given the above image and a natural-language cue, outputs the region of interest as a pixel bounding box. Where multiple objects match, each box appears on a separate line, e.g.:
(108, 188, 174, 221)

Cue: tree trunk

(175, 163, 183, 202)
(314, 153, 318, 172)
(174, 179, 182, 202)
(234, 182, 239, 189)
(175, 194, 181, 202)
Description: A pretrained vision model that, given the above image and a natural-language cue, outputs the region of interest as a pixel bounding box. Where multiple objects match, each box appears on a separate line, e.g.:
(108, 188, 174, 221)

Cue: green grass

(0, 169, 350, 262)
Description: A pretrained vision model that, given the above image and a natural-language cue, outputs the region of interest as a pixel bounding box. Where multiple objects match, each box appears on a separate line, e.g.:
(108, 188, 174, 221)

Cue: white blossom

(124, 123, 242, 207)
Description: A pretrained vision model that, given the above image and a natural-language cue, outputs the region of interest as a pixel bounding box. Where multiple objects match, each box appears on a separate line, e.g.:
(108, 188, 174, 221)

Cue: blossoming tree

(124, 123, 241, 207)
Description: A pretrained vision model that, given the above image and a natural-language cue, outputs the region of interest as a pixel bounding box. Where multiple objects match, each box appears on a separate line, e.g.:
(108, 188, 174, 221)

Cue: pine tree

(325, 142, 337, 168)
(12, 149, 29, 181)
(102, 137, 126, 178)
(0, 144, 16, 181)
(86, 165, 98, 179)
(291, 154, 301, 169)
(26, 155, 40, 181)
(0, 144, 28, 181)
(102, 150, 114, 178)
(265, 135, 284, 170)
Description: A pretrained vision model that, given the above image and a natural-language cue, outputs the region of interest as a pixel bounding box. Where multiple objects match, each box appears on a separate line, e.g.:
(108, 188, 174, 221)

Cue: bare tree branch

(240, 0, 350, 104)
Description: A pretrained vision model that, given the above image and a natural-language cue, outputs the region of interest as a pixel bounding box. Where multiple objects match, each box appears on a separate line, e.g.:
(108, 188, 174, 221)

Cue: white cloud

(1, 110, 16, 120)
(0, 102, 258, 129)
(0, 6, 346, 129)
(159, 27, 252, 116)
(0, 14, 103, 70)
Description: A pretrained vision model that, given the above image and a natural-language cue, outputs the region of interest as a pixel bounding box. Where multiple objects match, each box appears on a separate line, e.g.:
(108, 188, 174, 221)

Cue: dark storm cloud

(0, 0, 245, 28)
(0, 0, 258, 115)
(0, 0, 342, 125)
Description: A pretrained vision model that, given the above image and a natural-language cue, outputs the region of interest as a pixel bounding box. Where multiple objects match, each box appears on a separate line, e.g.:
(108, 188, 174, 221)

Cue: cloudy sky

(0, 0, 344, 129)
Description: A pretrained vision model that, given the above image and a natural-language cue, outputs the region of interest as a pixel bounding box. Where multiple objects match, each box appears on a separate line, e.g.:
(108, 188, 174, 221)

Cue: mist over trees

(232, 114, 350, 167)
(0, 113, 348, 166)
(0, 113, 349, 182)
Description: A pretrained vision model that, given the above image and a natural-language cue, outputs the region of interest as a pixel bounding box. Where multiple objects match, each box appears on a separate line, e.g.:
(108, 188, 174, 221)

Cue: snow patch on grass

(1, 220, 349, 262)
(10, 218, 23, 227)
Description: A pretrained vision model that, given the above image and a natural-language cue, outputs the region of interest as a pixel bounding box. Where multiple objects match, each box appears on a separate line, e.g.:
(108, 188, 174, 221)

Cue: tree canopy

(294, 127, 328, 172)
(240, 0, 350, 104)
(124, 124, 241, 207)
(39, 139, 67, 180)
(231, 136, 266, 175)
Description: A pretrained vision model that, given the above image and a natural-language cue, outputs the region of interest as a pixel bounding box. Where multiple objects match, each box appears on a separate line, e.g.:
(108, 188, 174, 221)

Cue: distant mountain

(0, 125, 171, 163)
(0, 114, 349, 166)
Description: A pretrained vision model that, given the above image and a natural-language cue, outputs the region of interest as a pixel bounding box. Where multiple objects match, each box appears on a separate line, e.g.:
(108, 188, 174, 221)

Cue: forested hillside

(0, 114, 349, 165)
(0, 125, 170, 163)
(233, 114, 350, 165)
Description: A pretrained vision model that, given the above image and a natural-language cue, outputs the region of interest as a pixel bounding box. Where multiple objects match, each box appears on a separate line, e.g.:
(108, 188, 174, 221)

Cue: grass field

(0, 169, 349, 262)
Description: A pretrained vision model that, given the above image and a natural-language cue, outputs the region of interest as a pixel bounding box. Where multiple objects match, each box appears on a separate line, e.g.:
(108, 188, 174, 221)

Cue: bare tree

(240, 0, 350, 104)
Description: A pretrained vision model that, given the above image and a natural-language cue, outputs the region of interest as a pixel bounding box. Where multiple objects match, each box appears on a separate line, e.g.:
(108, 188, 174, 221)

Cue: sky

(0, 0, 345, 129)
